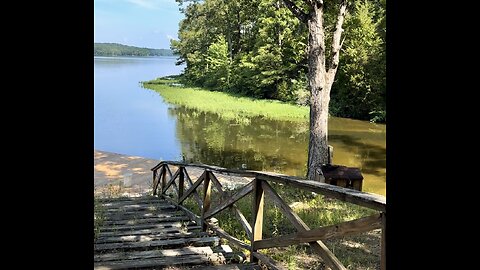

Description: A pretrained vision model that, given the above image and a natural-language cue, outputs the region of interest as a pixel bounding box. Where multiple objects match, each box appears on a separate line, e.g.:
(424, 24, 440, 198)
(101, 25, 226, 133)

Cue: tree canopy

(172, 0, 385, 123)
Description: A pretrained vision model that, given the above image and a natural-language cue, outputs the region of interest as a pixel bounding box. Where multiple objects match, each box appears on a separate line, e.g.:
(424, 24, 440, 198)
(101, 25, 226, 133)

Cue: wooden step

(98, 221, 197, 232)
(94, 246, 214, 262)
(97, 225, 201, 237)
(102, 204, 177, 213)
(97, 196, 160, 204)
(185, 264, 261, 270)
(95, 231, 209, 244)
(102, 210, 186, 220)
(94, 252, 225, 269)
(94, 236, 220, 251)
(94, 197, 251, 269)
(100, 200, 171, 208)
(101, 215, 191, 226)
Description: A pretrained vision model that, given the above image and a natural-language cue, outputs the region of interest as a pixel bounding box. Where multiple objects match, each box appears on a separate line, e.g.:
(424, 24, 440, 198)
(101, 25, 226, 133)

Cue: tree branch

(327, 0, 348, 74)
(282, 0, 309, 23)
(313, 0, 324, 7)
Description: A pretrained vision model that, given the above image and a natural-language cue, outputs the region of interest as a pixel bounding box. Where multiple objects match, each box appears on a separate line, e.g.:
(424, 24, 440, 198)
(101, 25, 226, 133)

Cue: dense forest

(171, 0, 386, 122)
(94, 43, 174, 56)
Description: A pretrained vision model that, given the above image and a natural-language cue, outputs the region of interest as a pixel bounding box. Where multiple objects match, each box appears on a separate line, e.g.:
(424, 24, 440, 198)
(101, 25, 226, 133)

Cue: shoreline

(94, 149, 252, 197)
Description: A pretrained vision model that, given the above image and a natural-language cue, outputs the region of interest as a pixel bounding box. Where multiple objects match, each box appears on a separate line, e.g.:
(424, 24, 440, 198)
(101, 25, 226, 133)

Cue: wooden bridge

(94, 161, 386, 270)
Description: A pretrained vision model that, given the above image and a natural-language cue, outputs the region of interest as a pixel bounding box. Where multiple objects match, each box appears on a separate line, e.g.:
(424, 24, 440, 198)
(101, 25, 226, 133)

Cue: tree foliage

(331, 0, 386, 122)
(171, 0, 386, 122)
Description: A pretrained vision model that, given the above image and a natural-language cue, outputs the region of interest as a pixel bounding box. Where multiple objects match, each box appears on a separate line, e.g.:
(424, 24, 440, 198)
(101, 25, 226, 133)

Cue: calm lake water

(94, 56, 386, 195)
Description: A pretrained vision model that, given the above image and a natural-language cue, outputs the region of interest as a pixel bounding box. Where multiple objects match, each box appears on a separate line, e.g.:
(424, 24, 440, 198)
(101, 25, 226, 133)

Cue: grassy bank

(142, 76, 309, 123)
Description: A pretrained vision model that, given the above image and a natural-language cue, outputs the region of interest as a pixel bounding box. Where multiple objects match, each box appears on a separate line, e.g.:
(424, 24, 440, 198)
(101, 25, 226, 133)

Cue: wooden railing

(152, 161, 386, 270)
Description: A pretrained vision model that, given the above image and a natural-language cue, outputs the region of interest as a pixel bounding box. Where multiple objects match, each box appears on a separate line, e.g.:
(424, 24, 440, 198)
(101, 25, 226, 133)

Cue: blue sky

(94, 0, 184, 49)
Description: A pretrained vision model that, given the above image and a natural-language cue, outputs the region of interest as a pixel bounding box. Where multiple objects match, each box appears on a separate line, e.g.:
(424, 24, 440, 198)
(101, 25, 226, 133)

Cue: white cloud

(166, 34, 177, 41)
(125, 0, 173, 10)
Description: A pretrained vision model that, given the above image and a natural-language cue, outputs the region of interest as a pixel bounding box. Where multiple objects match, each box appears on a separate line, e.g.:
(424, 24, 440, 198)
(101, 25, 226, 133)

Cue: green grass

(142, 76, 309, 123)
(94, 198, 105, 241)
(94, 184, 128, 241)
(181, 182, 380, 269)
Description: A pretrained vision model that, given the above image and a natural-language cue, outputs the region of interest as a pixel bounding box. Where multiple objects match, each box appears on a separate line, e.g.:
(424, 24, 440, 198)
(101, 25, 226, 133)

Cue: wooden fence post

(328, 145, 334, 164)
(381, 212, 386, 270)
(152, 169, 158, 195)
(161, 165, 167, 195)
(178, 166, 185, 204)
(201, 170, 212, 231)
(251, 177, 264, 262)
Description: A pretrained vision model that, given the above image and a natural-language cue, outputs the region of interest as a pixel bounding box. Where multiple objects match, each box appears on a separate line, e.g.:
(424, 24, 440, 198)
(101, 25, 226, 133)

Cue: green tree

(331, 0, 386, 122)
(205, 36, 231, 89)
(171, 0, 386, 187)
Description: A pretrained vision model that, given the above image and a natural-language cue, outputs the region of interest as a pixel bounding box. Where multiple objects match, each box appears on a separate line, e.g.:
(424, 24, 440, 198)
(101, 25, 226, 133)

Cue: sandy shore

(94, 150, 159, 196)
(94, 149, 253, 197)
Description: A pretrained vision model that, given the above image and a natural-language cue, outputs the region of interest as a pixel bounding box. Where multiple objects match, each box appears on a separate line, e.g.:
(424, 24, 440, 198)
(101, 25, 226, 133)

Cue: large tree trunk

(281, 0, 347, 181)
(306, 5, 330, 181)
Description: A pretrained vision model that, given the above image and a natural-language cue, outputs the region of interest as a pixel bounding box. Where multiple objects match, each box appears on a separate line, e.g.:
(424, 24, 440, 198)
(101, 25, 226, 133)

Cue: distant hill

(94, 43, 174, 56)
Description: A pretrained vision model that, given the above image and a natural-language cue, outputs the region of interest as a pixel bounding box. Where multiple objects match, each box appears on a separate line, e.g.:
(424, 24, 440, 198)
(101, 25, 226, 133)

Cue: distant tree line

(94, 43, 174, 57)
(172, 0, 386, 122)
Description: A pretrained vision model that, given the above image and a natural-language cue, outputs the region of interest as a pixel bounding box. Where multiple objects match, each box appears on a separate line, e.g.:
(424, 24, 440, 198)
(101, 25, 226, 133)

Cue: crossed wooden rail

(152, 161, 386, 270)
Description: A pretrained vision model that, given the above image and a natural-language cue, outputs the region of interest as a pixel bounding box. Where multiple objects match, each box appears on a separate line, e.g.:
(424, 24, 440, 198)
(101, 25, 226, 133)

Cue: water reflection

(168, 106, 386, 195)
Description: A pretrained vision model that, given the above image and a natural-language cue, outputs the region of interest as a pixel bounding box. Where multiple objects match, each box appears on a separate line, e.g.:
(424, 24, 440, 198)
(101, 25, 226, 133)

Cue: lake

(94, 56, 386, 196)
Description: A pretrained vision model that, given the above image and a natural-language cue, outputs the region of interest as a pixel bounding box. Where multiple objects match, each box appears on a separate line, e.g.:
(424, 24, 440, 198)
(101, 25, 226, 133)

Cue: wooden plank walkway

(94, 196, 260, 270)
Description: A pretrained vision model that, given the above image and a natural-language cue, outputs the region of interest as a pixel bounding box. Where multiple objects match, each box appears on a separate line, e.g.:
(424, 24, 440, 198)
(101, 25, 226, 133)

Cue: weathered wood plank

(179, 171, 206, 204)
(102, 211, 180, 221)
(152, 166, 165, 195)
(251, 252, 286, 270)
(95, 231, 209, 244)
(202, 170, 213, 231)
(171, 177, 180, 195)
(103, 204, 177, 213)
(250, 178, 264, 263)
(100, 202, 170, 209)
(179, 166, 185, 199)
(208, 171, 224, 194)
(152, 161, 257, 177)
(94, 246, 213, 262)
(204, 180, 254, 219)
(162, 167, 181, 195)
(98, 196, 158, 201)
(94, 236, 220, 251)
(161, 194, 202, 225)
(261, 181, 308, 230)
(152, 161, 385, 211)
(256, 172, 385, 212)
(183, 167, 204, 208)
(101, 215, 191, 226)
(99, 197, 162, 205)
(161, 164, 167, 194)
(97, 225, 202, 237)
(209, 172, 253, 239)
(232, 207, 253, 240)
(101, 201, 172, 210)
(102, 211, 186, 221)
(206, 221, 250, 250)
(254, 214, 382, 250)
(98, 221, 197, 232)
(94, 252, 225, 270)
(260, 181, 345, 270)
(165, 163, 174, 178)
